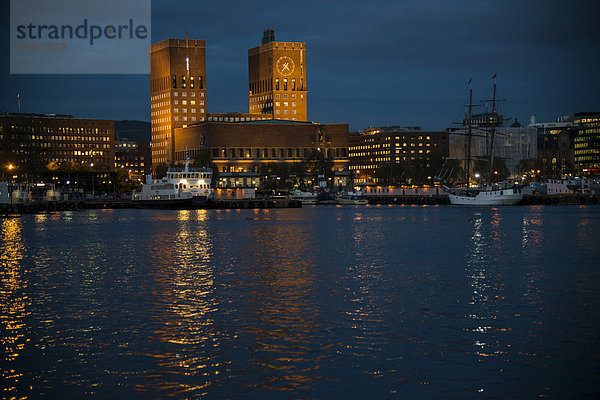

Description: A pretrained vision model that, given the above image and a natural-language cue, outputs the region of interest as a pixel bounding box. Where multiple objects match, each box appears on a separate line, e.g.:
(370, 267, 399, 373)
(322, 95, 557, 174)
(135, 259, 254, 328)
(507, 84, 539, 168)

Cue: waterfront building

(173, 119, 350, 188)
(148, 31, 349, 191)
(573, 111, 600, 176)
(248, 29, 308, 121)
(150, 37, 207, 165)
(530, 116, 575, 176)
(448, 115, 537, 176)
(0, 112, 114, 178)
(114, 140, 151, 182)
(349, 126, 449, 184)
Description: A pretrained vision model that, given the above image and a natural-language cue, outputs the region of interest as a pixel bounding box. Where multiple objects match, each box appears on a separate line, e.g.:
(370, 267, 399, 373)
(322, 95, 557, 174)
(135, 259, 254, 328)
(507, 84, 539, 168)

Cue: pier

(2, 195, 599, 216)
(0, 198, 302, 216)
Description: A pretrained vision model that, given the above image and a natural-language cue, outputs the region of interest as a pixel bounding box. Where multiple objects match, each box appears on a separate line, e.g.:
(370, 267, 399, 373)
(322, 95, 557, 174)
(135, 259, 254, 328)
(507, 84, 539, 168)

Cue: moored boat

(335, 191, 369, 205)
(288, 190, 318, 205)
(132, 158, 212, 208)
(445, 185, 523, 205)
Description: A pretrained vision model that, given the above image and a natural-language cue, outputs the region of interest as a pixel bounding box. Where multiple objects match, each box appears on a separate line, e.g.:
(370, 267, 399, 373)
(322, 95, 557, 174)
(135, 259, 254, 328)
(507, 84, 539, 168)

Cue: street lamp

(90, 163, 95, 197)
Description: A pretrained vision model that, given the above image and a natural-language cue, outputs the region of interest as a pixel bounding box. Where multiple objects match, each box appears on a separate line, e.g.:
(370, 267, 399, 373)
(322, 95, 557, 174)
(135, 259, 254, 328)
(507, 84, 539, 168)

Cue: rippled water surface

(1, 205, 600, 399)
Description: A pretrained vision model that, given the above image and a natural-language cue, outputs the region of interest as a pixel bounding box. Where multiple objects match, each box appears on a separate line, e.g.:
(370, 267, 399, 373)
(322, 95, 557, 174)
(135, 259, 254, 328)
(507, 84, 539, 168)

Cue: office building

(531, 116, 575, 176)
(115, 140, 151, 181)
(349, 127, 448, 184)
(0, 112, 114, 176)
(573, 111, 600, 176)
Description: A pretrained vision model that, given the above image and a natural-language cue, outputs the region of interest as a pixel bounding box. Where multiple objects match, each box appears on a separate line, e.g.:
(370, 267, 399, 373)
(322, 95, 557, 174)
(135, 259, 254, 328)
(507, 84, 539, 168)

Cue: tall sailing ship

(444, 75, 524, 206)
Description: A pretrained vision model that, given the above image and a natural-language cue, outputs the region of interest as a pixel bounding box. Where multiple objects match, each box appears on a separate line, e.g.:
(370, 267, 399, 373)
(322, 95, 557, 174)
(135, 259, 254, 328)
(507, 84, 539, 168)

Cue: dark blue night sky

(2, 0, 599, 131)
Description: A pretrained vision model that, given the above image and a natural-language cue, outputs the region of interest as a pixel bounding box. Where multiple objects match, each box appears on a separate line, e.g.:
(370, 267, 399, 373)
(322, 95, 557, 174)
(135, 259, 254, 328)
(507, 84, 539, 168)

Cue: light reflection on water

(0, 218, 29, 399)
(1, 206, 599, 399)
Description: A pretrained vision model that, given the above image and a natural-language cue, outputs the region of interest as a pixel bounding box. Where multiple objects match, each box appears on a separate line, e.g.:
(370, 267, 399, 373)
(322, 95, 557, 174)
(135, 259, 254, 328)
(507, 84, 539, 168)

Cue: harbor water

(1, 205, 599, 399)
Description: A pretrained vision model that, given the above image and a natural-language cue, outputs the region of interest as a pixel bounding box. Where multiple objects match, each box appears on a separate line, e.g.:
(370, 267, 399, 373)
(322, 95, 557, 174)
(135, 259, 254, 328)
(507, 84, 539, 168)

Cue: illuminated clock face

(276, 56, 294, 76)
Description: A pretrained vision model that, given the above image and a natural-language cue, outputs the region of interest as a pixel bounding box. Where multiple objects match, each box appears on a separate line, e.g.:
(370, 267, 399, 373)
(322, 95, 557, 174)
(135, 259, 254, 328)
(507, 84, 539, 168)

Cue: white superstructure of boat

(289, 190, 318, 205)
(132, 158, 212, 206)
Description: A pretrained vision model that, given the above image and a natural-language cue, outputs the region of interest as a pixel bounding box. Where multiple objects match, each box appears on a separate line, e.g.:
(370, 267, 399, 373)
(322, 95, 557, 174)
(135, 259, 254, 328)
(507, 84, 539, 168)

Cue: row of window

(211, 147, 348, 159)
(2, 134, 110, 142)
(207, 116, 270, 122)
(5, 125, 110, 134)
(5, 141, 111, 150)
(173, 108, 205, 114)
(173, 116, 203, 122)
(249, 78, 305, 94)
(151, 91, 205, 103)
(172, 75, 204, 89)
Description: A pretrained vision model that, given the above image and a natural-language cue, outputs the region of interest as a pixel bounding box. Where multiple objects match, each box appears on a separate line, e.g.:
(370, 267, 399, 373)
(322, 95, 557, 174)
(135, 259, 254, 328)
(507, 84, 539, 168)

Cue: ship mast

(487, 73, 497, 186)
(464, 82, 473, 188)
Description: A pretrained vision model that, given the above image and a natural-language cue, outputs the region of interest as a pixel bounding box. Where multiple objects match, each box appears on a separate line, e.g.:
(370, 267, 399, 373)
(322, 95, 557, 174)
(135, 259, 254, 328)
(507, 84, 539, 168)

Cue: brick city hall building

(149, 30, 351, 188)
(248, 29, 308, 121)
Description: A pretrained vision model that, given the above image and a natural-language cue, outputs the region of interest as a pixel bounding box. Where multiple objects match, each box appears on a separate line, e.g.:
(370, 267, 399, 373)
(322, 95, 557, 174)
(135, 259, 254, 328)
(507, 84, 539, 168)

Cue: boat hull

(132, 198, 195, 209)
(336, 198, 369, 205)
(448, 190, 523, 206)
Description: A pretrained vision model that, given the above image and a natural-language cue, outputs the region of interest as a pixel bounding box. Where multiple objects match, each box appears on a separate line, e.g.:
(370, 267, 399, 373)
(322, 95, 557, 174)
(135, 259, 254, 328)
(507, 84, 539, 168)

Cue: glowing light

(8, 164, 14, 170)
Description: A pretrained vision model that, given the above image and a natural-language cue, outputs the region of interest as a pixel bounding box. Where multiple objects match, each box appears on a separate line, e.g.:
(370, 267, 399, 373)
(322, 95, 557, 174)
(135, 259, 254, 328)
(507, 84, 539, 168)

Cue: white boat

(335, 191, 369, 205)
(132, 158, 212, 208)
(288, 190, 318, 205)
(446, 185, 523, 205)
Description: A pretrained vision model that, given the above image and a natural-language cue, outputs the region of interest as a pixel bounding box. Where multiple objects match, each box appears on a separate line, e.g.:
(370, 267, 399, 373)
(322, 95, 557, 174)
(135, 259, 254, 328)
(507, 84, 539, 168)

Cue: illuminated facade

(349, 127, 448, 184)
(0, 112, 114, 172)
(248, 29, 307, 121)
(150, 37, 207, 165)
(533, 117, 575, 176)
(173, 119, 350, 188)
(573, 112, 600, 176)
(115, 140, 151, 181)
